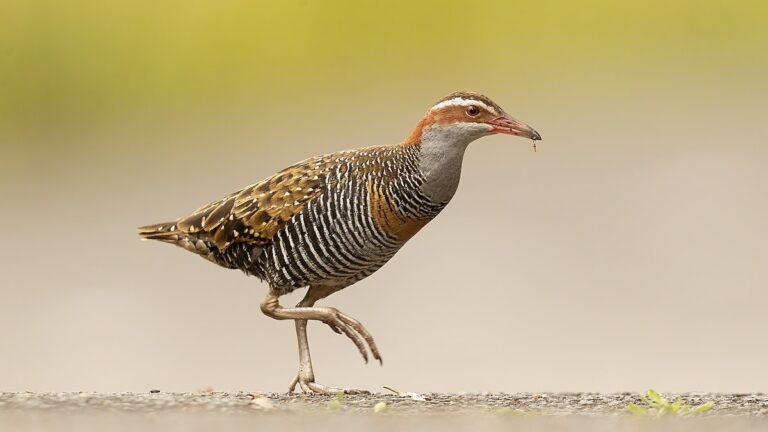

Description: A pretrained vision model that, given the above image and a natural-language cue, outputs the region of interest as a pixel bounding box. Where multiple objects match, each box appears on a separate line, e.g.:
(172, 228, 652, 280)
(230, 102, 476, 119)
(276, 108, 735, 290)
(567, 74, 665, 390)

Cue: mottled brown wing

(173, 156, 330, 252)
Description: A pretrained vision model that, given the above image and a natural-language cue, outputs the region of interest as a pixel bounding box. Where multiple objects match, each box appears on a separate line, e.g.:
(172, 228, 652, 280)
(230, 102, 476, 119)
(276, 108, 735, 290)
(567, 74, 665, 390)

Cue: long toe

(323, 309, 382, 365)
(336, 312, 383, 364)
(288, 372, 369, 395)
(287, 374, 301, 394)
(304, 380, 370, 395)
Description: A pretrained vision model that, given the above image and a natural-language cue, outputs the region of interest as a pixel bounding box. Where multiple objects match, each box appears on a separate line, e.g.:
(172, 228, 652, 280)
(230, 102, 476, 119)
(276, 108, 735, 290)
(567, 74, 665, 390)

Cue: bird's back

(139, 143, 447, 294)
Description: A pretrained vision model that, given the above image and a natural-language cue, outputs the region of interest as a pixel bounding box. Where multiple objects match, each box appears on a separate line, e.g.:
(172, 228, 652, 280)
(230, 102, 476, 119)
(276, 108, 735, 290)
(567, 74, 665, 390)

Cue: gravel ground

(2, 392, 767, 432)
(1, 391, 767, 416)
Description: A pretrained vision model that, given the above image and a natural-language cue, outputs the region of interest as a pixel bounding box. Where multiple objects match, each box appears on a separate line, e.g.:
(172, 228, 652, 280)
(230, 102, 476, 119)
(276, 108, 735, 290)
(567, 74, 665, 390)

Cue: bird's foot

(288, 374, 369, 395)
(321, 307, 382, 365)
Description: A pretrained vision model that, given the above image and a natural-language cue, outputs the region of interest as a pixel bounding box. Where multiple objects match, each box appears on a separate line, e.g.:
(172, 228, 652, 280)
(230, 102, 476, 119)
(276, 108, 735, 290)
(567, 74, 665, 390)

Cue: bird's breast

(367, 180, 431, 242)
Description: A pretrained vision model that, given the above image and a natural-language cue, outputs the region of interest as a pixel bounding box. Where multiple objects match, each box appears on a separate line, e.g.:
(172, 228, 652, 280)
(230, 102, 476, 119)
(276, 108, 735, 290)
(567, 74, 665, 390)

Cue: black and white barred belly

(255, 175, 404, 293)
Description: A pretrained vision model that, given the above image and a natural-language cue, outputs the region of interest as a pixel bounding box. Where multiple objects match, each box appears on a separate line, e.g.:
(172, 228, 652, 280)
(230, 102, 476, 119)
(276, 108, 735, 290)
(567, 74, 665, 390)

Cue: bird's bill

(488, 116, 542, 140)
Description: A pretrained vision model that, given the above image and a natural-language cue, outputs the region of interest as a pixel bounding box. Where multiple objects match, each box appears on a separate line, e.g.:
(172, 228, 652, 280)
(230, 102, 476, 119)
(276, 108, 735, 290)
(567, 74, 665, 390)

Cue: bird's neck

(404, 124, 473, 204)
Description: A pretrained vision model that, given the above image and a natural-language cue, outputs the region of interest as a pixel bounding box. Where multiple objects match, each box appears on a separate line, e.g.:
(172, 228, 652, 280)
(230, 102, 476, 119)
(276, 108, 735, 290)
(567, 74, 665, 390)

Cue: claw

(337, 313, 383, 365)
(324, 311, 369, 363)
(318, 308, 383, 365)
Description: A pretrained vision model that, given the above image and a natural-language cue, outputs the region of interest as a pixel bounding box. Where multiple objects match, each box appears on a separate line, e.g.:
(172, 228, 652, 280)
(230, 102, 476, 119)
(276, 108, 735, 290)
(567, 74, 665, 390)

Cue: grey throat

(417, 122, 491, 203)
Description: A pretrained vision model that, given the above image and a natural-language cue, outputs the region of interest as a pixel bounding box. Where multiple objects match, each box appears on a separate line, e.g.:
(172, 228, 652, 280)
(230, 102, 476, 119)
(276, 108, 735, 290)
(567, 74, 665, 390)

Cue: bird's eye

(466, 105, 481, 117)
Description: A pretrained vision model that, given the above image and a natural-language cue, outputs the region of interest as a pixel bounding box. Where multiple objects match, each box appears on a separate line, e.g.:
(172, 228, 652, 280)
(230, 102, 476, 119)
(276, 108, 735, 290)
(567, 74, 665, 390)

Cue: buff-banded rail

(139, 91, 541, 394)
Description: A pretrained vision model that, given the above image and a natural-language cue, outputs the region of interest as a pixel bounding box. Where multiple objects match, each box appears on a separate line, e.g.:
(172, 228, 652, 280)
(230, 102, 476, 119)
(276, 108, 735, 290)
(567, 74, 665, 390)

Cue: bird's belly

(259, 204, 404, 293)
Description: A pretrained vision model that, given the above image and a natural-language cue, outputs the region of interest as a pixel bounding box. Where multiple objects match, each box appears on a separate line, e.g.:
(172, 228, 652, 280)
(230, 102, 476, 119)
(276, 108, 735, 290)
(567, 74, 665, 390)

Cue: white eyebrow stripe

(430, 97, 498, 116)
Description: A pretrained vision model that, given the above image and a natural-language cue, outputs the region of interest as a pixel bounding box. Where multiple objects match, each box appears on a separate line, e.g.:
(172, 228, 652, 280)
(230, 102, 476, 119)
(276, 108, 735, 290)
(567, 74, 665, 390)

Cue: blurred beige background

(1, 1, 766, 394)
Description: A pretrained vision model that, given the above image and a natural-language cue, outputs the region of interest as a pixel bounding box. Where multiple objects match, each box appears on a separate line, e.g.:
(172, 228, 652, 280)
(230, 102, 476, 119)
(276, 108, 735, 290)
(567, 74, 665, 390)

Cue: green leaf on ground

(626, 389, 715, 417)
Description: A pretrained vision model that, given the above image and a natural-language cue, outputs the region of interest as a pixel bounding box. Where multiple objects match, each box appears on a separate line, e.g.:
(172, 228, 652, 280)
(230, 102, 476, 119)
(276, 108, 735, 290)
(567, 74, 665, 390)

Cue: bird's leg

(260, 287, 382, 365)
(289, 290, 321, 394)
(260, 286, 382, 394)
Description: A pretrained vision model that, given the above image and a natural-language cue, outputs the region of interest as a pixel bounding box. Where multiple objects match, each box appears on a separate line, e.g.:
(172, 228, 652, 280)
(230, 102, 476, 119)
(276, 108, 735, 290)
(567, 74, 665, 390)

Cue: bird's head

(405, 91, 541, 147)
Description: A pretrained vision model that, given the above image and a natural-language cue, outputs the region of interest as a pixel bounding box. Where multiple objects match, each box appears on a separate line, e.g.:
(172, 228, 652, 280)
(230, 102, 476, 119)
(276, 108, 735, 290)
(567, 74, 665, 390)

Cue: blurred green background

(1, 1, 767, 393)
(3, 0, 767, 188)
(3, 1, 767, 133)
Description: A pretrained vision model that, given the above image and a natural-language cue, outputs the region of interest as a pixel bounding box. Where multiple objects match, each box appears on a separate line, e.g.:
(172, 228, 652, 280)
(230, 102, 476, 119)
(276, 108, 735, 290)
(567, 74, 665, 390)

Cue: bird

(138, 91, 541, 394)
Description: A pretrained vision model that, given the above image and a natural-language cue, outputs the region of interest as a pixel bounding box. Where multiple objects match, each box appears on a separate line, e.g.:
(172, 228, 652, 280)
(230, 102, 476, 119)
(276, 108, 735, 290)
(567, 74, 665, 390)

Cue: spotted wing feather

(139, 156, 330, 269)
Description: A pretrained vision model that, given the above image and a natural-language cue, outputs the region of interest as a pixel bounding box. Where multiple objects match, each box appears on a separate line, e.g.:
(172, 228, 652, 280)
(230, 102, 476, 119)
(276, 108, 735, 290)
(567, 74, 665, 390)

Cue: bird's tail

(138, 221, 228, 268)
(137, 221, 182, 243)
